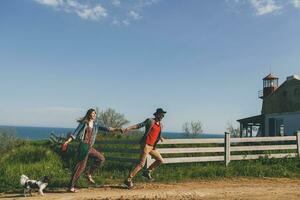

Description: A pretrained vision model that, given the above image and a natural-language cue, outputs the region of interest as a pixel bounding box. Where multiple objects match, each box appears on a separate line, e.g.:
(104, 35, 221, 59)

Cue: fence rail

(100, 131, 300, 167)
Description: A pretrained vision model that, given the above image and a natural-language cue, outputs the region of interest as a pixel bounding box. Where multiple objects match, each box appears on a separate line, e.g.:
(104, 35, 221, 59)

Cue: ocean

(0, 125, 224, 140)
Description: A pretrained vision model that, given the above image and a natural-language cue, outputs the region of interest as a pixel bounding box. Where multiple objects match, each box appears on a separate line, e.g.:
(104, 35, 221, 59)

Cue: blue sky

(0, 0, 300, 133)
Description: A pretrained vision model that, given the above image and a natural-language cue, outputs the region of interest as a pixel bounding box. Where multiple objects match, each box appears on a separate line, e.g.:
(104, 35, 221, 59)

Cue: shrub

(0, 129, 19, 154)
(0, 144, 66, 192)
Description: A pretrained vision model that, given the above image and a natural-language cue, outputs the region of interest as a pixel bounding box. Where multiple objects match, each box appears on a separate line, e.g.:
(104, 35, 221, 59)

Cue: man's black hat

(153, 108, 167, 115)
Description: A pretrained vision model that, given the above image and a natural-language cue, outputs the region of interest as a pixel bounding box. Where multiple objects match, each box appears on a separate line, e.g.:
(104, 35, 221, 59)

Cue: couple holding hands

(61, 108, 167, 192)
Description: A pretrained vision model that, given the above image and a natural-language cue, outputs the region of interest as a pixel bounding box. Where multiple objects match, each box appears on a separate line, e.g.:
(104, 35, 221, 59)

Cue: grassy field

(1, 133, 300, 193)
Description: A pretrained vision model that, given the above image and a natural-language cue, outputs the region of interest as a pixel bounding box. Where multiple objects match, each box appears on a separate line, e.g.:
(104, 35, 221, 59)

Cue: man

(123, 108, 166, 188)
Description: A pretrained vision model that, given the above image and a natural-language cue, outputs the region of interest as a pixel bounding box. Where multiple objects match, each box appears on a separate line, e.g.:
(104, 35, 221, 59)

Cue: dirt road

(1, 178, 300, 200)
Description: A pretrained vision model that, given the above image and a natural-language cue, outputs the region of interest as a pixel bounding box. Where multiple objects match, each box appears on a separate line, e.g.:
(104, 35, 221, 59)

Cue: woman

(62, 108, 122, 192)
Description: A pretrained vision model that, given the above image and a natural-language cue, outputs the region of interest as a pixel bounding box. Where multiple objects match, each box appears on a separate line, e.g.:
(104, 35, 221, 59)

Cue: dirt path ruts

(1, 178, 300, 200)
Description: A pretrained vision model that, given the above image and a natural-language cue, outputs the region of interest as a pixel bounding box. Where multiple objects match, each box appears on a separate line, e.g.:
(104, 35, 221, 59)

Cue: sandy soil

(1, 178, 300, 200)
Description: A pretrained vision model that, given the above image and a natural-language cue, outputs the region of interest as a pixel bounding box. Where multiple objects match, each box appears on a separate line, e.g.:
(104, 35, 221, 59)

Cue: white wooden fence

(99, 131, 300, 167)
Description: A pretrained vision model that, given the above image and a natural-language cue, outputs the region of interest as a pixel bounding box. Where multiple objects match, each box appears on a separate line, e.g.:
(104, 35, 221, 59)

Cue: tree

(182, 121, 203, 135)
(226, 122, 240, 137)
(96, 107, 129, 128)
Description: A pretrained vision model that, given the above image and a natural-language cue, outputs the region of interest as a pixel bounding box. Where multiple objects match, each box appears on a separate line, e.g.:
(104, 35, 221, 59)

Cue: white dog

(20, 175, 49, 197)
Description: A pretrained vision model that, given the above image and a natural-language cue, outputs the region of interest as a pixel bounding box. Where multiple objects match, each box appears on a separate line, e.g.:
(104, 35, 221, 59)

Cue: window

(269, 118, 284, 136)
(280, 124, 285, 136)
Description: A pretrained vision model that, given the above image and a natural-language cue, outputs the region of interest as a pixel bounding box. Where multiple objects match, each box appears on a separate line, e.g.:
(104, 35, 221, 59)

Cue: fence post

(297, 131, 300, 157)
(225, 132, 231, 167)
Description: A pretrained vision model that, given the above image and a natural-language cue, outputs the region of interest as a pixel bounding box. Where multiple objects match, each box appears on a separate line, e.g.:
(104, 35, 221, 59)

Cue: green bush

(0, 129, 19, 154)
(0, 144, 67, 192)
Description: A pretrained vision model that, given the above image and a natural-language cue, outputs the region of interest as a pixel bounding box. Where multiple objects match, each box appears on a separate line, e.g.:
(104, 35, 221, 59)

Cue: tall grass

(0, 128, 19, 154)
(0, 141, 67, 192)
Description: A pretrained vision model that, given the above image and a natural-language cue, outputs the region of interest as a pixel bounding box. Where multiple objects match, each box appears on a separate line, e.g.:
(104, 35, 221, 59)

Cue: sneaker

(87, 174, 96, 184)
(69, 187, 78, 193)
(123, 179, 133, 189)
(142, 170, 153, 180)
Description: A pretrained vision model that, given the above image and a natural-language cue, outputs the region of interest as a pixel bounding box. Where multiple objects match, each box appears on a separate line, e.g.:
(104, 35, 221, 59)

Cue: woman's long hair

(77, 108, 96, 124)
